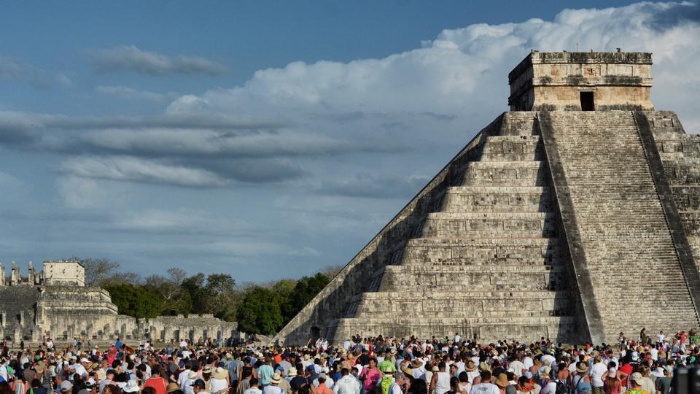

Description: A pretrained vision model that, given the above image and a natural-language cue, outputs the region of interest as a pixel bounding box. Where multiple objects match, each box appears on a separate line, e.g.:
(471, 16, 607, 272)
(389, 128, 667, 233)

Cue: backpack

(380, 376, 393, 394)
(554, 380, 569, 394)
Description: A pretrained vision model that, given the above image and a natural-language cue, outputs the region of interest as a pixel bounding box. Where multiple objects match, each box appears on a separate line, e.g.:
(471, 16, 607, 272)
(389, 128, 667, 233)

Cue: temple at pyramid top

(508, 50, 654, 111)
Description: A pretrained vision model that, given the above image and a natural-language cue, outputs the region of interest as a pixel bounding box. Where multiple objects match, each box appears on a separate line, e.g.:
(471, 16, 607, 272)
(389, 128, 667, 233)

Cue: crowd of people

(0, 328, 697, 394)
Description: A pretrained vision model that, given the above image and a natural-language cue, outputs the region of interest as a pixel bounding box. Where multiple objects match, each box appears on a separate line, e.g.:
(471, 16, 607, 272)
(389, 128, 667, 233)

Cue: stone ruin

(0, 259, 85, 287)
(0, 260, 238, 343)
(274, 51, 700, 345)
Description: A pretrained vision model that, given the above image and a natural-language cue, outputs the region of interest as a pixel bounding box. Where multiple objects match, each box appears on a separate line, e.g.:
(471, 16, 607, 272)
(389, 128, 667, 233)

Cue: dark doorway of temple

(310, 326, 321, 341)
(580, 91, 595, 111)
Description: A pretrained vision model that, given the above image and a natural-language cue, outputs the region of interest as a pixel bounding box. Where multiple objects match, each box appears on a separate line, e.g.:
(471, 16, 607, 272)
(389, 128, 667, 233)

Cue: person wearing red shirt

(617, 362, 633, 390)
(144, 366, 169, 394)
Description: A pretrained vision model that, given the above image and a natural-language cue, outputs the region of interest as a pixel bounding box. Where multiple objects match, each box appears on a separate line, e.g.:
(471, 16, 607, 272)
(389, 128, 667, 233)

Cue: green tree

(287, 273, 330, 320)
(270, 279, 296, 298)
(104, 283, 161, 319)
(236, 286, 283, 335)
(205, 273, 237, 321)
(181, 273, 207, 312)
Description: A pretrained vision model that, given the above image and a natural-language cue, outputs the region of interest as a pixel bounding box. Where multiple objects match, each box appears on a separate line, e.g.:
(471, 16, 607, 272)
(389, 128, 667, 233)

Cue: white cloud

(87, 45, 228, 76)
(80, 128, 395, 158)
(167, 2, 700, 134)
(59, 156, 230, 187)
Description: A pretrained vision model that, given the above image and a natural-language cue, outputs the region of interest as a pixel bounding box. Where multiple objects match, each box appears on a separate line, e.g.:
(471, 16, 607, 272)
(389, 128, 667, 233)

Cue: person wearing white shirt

(179, 365, 194, 388)
(73, 359, 89, 378)
(650, 346, 659, 361)
(411, 358, 427, 382)
(182, 370, 198, 394)
(541, 354, 556, 373)
(333, 369, 360, 394)
(470, 371, 499, 394)
(590, 356, 607, 391)
(509, 357, 526, 378)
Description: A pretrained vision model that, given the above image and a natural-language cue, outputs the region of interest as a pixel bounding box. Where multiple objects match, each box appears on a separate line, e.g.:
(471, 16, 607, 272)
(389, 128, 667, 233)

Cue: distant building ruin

(0, 260, 238, 343)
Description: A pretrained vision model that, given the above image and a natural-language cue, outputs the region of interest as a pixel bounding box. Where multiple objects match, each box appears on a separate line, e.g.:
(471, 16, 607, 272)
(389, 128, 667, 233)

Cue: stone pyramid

(274, 52, 700, 345)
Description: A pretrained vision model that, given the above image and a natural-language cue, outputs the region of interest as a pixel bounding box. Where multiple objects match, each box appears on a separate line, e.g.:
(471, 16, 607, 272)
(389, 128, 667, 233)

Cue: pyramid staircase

(539, 111, 700, 343)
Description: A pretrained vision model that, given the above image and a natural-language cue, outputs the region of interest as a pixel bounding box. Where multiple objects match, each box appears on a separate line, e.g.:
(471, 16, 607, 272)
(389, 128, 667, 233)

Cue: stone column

(0, 311, 5, 328)
(10, 262, 20, 285)
(0, 262, 5, 286)
(28, 261, 35, 285)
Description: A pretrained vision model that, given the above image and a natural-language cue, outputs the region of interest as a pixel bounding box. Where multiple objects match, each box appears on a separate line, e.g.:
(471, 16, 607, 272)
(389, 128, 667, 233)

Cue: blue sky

(1, 1, 699, 283)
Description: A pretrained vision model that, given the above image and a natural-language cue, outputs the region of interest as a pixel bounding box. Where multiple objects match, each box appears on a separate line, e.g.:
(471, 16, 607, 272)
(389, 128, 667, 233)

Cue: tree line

(75, 257, 337, 336)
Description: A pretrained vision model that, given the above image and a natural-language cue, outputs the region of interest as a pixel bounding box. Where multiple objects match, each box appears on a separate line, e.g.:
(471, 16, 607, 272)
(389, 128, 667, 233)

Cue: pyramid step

(338, 316, 579, 327)
(421, 212, 558, 238)
(407, 237, 561, 247)
(385, 265, 564, 274)
(355, 297, 576, 318)
(400, 258, 562, 267)
(481, 135, 544, 161)
(403, 239, 565, 265)
(359, 290, 576, 300)
(333, 316, 580, 343)
(426, 212, 554, 220)
(441, 186, 552, 213)
(463, 161, 548, 187)
(380, 268, 568, 291)
(499, 112, 539, 136)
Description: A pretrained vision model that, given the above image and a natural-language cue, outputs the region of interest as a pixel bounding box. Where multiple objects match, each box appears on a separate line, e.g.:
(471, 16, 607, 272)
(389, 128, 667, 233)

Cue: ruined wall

(0, 286, 41, 341)
(40, 286, 120, 341)
(144, 315, 238, 342)
(43, 261, 85, 286)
